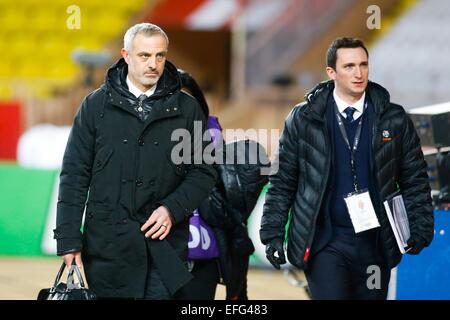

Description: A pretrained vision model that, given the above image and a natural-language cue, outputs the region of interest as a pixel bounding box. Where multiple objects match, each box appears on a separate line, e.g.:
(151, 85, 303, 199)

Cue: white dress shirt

(333, 89, 366, 121)
(126, 76, 156, 98)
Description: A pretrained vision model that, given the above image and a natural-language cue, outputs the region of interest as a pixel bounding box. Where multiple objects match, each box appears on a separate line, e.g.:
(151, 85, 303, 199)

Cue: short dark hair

(326, 37, 369, 69)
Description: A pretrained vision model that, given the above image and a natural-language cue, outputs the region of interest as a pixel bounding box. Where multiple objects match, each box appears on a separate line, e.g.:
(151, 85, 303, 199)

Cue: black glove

(406, 236, 426, 255)
(233, 224, 255, 256)
(265, 238, 286, 269)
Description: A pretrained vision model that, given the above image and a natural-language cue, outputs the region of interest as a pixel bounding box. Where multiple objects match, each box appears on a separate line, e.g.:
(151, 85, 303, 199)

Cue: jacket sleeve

(260, 108, 300, 244)
(398, 114, 434, 246)
(54, 95, 96, 255)
(160, 100, 218, 225)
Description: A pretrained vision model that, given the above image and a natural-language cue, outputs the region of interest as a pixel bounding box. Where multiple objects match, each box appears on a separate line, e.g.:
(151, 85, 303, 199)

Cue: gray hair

(123, 23, 169, 52)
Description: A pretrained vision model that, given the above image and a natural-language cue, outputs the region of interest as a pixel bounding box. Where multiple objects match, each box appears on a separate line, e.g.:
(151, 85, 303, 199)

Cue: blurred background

(0, 0, 449, 299)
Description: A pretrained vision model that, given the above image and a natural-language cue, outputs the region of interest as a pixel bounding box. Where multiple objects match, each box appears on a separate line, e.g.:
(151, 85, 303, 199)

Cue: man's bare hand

(62, 251, 83, 269)
(140, 206, 173, 240)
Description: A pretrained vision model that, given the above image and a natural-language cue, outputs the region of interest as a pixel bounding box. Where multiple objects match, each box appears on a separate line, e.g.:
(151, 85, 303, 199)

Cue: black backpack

(200, 139, 270, 233)
(218, 139, 270, 221)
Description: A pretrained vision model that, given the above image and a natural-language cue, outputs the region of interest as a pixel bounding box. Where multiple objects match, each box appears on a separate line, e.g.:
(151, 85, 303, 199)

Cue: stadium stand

(370, 0, 450, 108)
(0, 0, 146, 99)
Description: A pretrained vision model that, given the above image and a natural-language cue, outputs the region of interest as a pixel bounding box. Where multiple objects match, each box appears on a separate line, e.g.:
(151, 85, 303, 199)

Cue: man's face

(121, 33, 168, 92)
(326, 47, 369, 102)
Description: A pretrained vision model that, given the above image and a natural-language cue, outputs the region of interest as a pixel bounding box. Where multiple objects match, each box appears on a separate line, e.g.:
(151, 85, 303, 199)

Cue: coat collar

(304, 80, 391, 122)
(103, 58, 181, 109)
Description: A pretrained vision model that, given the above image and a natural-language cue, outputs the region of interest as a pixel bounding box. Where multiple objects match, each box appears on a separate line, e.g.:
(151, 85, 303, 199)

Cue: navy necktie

(344, 107, 356, 123)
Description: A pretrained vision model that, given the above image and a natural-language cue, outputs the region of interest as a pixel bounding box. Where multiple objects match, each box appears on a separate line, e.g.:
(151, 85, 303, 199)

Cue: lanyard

(334, 103, 367, 192)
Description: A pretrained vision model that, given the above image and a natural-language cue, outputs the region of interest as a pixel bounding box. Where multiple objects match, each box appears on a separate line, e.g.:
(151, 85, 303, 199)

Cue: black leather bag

(37, 262, 97, 300)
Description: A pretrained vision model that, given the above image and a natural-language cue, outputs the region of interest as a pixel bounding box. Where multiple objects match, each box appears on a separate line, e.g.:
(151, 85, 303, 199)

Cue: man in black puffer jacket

(260, 37, 433, 299)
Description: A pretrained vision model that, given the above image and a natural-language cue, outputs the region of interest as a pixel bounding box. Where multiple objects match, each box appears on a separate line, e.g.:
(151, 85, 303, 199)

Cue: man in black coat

(260, 37, 434, 299)
(54, 23, 217, 299)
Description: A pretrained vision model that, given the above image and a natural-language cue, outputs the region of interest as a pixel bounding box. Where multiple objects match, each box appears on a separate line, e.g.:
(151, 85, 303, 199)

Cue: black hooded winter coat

(54, 58, 217, 298)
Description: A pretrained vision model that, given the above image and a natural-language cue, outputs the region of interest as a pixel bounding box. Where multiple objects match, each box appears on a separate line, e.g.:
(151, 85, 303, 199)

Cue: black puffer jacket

(260, 80, 434, 269)
(55, 58, 217, 298)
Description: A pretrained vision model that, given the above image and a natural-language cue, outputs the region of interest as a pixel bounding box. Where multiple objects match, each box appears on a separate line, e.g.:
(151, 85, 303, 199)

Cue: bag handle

(52, 262, 67, 288)
(53, 261, 87, 290)
(67, 261, 87, 289)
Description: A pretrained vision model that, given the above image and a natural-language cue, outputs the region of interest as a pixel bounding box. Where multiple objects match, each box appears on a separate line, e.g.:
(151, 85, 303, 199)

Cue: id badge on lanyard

(344, 189, 380, 233)
(335, 104, 380, 233)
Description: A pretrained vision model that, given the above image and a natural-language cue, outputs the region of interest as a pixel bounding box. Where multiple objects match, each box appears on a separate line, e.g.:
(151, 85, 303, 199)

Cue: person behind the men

(54, 23, 217, 299)
(260, 37, 434, 300)
(177, 70, 267, 300)
(177, 69, 220, 300)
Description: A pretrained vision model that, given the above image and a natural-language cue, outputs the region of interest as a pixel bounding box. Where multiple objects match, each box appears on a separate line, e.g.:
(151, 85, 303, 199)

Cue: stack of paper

(383, 194, 411, 254)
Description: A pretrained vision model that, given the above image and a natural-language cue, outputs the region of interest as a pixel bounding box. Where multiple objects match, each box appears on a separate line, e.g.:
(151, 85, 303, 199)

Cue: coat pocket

(92, 148, 114, 175)
(90, 148, 119, 203)
(83, 203, 115, 260)
(166, 150, 187, 177)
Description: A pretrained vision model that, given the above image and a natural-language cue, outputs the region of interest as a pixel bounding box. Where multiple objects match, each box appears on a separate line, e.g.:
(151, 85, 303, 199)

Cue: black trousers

(177, 259, 219, 300)
(143, 239, 173, 300)
(305, 230, 391, 300)
(143, 262, 173, 299)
